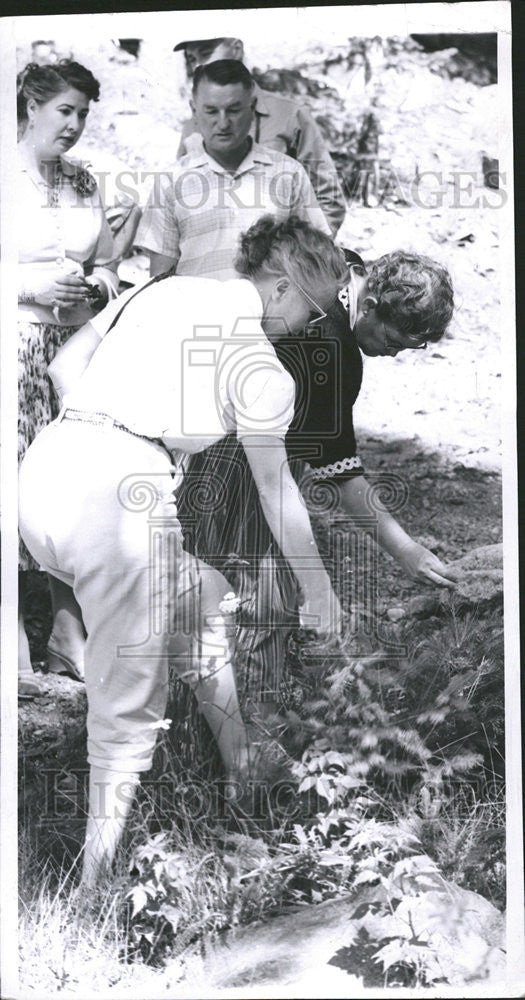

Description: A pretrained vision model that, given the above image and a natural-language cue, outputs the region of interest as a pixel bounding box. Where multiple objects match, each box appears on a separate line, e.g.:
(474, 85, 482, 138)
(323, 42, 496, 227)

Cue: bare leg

(18, 573, 42, 697)
(190, 622, 251, 778)
(47, 575, 86, 679)
(82, 766, 140, 886)
(171, 556, 251, 778)
(186, 616, 294, 788)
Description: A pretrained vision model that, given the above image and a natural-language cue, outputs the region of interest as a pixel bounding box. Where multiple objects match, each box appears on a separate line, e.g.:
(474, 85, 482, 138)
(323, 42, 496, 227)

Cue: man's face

(184, 40, 236, 77)
(191, 80, 255, 159)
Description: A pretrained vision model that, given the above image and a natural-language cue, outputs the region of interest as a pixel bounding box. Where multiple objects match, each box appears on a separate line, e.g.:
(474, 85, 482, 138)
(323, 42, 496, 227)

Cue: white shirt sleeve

(89, 283, 146, 339)
(229, 348, 296, 440)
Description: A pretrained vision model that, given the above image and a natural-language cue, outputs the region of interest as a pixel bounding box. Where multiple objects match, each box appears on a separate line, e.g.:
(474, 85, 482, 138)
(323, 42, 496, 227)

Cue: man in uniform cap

(173, 35, 346, 235)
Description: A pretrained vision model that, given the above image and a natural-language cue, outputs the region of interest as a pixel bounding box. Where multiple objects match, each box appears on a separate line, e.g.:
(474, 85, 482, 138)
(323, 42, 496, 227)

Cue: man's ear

(361, 295, 378, 316)
(189, 97, 196, 116)
(231, 38, 244, 60)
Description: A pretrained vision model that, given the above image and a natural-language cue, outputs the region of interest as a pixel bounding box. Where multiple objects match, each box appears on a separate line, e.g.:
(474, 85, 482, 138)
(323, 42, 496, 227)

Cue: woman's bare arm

(338, 474, 458, 587)
(48, 322, 102, 403)
(242, 435, 342, 633)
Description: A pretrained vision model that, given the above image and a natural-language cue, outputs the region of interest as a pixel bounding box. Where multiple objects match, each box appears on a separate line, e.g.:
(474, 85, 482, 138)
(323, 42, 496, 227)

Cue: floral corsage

(70, 166, 98, 197)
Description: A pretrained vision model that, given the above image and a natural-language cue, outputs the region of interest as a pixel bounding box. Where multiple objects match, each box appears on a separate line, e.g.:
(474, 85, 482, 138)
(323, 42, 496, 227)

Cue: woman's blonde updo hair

(235, 214, 349, 293)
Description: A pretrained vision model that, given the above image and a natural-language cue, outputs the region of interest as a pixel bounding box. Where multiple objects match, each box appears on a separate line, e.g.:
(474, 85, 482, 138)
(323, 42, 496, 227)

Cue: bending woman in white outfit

(19, 215, 348, 884)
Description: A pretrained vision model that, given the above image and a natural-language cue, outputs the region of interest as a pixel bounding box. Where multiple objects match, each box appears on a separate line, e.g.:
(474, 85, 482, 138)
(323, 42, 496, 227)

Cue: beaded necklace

(49, 159, 63, 209)
(20, 150, 97, 202)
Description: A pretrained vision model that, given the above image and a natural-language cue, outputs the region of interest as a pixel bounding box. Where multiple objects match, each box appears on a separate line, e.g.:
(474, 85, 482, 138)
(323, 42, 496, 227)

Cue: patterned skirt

(18, 319, 78, 570)
(177, 437, 304, 708)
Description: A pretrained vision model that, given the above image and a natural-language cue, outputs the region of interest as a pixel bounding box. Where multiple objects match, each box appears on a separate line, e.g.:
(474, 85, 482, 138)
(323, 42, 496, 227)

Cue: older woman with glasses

(178, 232, 458, 716)
(345, 248, 443, 357)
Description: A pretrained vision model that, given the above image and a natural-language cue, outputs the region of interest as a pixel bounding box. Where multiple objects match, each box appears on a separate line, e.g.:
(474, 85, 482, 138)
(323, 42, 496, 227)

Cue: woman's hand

(243, 436, 345, 633)
(300, 579, 344, 635)
(396, 540, 459, 588)
(31, 267, 91, 309)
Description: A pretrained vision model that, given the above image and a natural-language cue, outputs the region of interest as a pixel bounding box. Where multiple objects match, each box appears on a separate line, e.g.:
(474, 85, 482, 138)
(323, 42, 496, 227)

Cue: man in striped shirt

(174, 34, 346, 236)
(135, 59, 330, 279)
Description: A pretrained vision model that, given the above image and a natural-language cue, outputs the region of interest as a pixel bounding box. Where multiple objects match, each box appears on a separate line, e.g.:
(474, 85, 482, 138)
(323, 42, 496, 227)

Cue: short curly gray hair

(366, 250, 454, 342)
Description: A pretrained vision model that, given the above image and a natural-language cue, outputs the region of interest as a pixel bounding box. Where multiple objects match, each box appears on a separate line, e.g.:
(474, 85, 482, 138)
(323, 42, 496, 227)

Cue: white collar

(184, 134, 275, 176)
(338, 264, 361, 330)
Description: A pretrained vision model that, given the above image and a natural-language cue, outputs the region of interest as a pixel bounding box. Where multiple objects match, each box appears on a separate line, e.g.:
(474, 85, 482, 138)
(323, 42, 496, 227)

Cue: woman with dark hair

(177, 226, 458, 715)
(19, 215, 348, 883)
(17, 60, 118, 696)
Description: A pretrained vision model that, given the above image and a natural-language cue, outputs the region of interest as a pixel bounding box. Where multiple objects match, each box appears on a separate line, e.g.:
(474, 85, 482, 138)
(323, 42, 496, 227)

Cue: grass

(18, 789, 222, 997)
(411, 778, 506, 908)
(18, 458, 505, 993)
(18, 605, 505, 994)
(18, 758, 318, 995)
(19, 836, 134, 997)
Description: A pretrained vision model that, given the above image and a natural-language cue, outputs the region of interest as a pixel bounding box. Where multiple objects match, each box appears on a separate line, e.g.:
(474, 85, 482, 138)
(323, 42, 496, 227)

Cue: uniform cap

(173, 37, 226, 52)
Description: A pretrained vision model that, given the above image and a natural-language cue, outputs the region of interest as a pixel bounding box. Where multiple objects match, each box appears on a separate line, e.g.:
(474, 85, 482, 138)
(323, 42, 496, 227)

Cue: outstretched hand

(397, 541, 459, 588)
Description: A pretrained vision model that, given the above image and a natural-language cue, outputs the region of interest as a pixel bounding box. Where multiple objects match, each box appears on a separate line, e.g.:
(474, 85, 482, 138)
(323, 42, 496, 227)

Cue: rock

(386, 607, 405, 622)
(440, 544, 503, 604)
(449, 569, 503, 603)
(198, 896, 361, 990)
(448, 543, 502, 571)
(415, 533, 440, 551)
(19, 674, 87, 769)
(19, 674, 88, 829)
(408, 595, 441, 618)
(356, 879, 505, 987)
(173, 875, 504, 994)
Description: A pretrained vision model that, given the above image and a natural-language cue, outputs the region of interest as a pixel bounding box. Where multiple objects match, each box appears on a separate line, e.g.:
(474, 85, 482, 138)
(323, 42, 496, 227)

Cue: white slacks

(19, 418, 184, 772)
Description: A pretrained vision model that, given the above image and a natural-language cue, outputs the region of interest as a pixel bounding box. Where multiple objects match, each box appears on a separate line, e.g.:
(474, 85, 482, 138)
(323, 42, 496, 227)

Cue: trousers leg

(20, 422, 183, 771)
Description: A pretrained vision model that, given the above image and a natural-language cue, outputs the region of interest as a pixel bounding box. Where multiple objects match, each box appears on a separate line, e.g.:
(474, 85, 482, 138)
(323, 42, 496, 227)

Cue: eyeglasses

(289, 276, 328, 325)
(382, 321, 427, 352)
